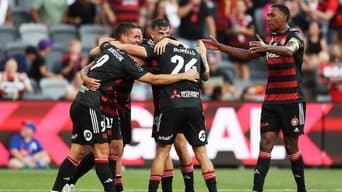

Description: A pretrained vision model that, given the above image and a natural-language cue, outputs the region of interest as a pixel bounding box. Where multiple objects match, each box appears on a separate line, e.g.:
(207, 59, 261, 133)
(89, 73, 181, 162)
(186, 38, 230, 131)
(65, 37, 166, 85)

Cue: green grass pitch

(0, 168, 341, 191)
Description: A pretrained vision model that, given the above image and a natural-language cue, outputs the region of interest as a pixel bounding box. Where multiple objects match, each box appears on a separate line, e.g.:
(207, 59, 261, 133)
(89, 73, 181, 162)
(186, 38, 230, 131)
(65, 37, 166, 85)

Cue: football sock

(51, 156, 79, 191)
(148, 174, 162, 192)
(252, 151, 271, 192)
(288, 151, 306, 192)
(109, 154, 118, 177)
(94, 159, 115, 192)
(181, 163, 194, 192)
(69, 152, 95, 185)
(115, 175, 124, 192)
(202, 170, 217, 192)
(161, 168, 174, 192)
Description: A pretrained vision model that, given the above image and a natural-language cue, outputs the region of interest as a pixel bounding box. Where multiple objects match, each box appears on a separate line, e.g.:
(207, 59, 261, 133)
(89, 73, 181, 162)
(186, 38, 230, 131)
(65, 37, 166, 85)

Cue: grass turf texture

(0, 168, 341, 191)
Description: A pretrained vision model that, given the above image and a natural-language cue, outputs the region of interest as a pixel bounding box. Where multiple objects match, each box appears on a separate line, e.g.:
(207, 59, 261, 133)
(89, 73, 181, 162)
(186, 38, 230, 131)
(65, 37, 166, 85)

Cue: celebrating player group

(51, 4, 307, 192)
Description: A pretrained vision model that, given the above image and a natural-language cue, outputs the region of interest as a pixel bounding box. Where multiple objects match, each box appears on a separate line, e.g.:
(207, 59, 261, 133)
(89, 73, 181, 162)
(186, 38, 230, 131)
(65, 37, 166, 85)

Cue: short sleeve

(9, 135, 21, 150)
(123, 58, 148, 80)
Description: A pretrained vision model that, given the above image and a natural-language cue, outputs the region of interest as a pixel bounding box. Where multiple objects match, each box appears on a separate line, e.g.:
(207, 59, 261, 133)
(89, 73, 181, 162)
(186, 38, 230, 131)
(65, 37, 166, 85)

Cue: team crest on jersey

(198, 130, 206, 142)
(170, 89, 181, 99)
(83, 130, 93, 141)
(291, 117, 299, 126)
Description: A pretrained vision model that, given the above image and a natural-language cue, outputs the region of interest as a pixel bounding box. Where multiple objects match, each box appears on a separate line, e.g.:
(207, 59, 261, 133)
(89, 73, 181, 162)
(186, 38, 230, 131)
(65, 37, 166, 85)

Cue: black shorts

(260, 102, 306, 136)
(156, 108, 207, 146)
(151, 111, 161, 140)
(118, 109, 132, 145)
(103, 114, 121, 141)
(70, 101, 107, 145)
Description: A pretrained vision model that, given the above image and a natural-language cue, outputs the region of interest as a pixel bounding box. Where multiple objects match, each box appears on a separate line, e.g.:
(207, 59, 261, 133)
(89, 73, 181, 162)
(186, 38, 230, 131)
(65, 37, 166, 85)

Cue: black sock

(70, 152, 95, 185)
(289, 151, 306, 192)
(115, 175, 124, 192)
(108, 154, 118, 177)
(181, 164, 194, 192)
(161, 169, 173, 192)
(51, 156, 79, 191)
(148, 174, 161, 192)
(202, 171, 217, 192)
(95, 159, 115, 192)
(253, 152, 271, 192)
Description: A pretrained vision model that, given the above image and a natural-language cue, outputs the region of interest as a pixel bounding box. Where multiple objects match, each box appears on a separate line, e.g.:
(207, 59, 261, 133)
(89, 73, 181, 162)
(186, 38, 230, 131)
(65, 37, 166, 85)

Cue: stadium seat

(19, 23, 49, 46)
(0, 25, 18, 49)
(46, 43, 66, 73)
(5, 41, 28, 56)
(40, 78, 69, 100)
(79, 24, 107, 48)
(50, 24, 78, 48)
(12, 7, 32, 27)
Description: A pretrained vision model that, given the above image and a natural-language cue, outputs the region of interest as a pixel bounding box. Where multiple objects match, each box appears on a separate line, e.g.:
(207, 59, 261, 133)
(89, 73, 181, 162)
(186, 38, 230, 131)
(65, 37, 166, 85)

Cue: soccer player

(51, 36, 199, 192)
(201, 4, 307, 192)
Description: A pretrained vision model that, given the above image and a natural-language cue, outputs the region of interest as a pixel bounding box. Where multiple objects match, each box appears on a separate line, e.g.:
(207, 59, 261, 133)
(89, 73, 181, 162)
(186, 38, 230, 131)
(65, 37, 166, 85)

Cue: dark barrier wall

(0, 101, 341, 167)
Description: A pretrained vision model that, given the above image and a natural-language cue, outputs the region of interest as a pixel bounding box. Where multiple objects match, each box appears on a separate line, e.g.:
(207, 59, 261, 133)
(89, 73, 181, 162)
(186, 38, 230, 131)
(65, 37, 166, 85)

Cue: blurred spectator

(177, 0, 216, 49)
(0, 46, 39, 73)
(154, 0, 180, 28)
(61, 39, 86, 82)
(64, 71, 83, 100)
(0, 58, 32, 100)
(202, 53, 238, 100)
(0, 0, 13, 25)
(28, 39, 62, 84)
(226, 0, 254, 81)
(300, 0, 340, 43)
(31, 0, 68, 26)
(328, 80, 342, 101)
(8, 121, 51, 169)
(101, 0, 145, 28)
(284, 0, 309, 32)
(210, 85, 225, 101)
(240, 84, 266, 101)
(64, 0, 98, 26)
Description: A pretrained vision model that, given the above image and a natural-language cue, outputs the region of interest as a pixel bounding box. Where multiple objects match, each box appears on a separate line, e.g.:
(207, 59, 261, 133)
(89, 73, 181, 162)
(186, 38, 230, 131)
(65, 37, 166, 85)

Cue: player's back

(156, 44, 202, 112)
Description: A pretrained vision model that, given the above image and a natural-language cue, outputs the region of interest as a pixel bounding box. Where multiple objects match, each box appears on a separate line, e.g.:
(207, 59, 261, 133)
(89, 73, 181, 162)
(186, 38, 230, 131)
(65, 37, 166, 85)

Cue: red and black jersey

(104, 0, 145, 24)
(145, 44, 204, 112)
(74, 42, 147, 116)
(263, 28, 305, 104)
(114, 78, 134, 111)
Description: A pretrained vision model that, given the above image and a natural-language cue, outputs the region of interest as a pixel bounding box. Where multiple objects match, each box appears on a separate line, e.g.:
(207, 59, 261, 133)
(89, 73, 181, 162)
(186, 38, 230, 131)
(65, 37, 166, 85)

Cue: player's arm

(154, 37, 186, 55)
(201, 36, 259, 60)
(109, 40, 149, 58)
(249, 34, 300, 56)
(197, 40, 210, 81)
(80, 62, 100, 91)
(138, 68, 199, 85)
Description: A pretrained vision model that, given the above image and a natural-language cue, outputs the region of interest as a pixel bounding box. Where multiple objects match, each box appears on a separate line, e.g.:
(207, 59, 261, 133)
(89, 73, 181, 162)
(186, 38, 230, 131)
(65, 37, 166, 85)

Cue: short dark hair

(151, 18, 170, 30)
(272, 4, 290, 21)
(113, 22, 138, 39)
(25, 46, 38, 55)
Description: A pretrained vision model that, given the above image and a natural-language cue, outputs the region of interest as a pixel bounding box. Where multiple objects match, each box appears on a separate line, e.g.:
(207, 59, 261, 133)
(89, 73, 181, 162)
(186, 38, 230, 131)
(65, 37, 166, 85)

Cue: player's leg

(68, 152, 95, 187)
(149, 143, 173, 192)
(184, 108, 216, 192)
(252, 104, 280, 192)
(174, 134, 194, 192)
(93, 142, 115, 192)
(161, 153, 174, 192)
(51, 143, 87, 192)
(110, 139, 124, 192)
(282, 103, 306, 192)
(192, 145, 217, 192)
(149, 110, 180, 192)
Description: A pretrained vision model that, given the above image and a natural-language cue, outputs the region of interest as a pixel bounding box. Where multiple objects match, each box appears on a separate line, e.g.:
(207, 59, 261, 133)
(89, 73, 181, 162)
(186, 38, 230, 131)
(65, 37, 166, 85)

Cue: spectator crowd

(1, 0, 342, 102)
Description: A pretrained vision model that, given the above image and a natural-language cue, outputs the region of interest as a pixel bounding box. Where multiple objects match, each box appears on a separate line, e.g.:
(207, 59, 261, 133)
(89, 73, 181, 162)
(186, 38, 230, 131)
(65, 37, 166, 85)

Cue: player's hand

(154, 38, 169, 55)
(83, 77, 100, 91)
(183, 68, 199, 82)
(196, 40, 207, 56)
(249, 34, 268, 54)
(200, 36, 220, 50)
